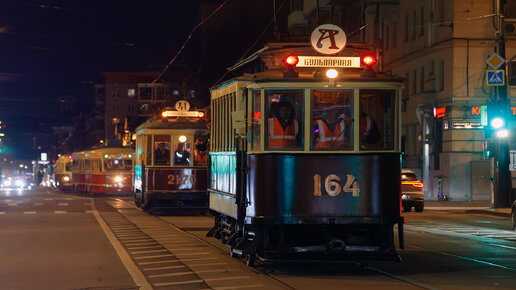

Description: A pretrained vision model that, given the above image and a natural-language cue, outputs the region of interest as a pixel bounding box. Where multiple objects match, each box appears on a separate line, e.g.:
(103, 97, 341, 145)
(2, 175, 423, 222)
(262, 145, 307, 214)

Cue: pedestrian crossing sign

(486, 69, 505, 86)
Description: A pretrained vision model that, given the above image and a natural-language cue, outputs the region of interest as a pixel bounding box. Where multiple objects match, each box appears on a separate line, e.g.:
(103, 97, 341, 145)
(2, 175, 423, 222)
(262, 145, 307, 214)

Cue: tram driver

(154, 142, 170, 165)
(313, 107, 352, 149)
(267, 101, 299, 149)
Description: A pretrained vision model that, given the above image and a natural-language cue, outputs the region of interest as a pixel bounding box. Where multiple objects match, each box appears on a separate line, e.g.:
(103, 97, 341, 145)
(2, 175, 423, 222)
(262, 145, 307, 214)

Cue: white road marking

(54, 211, 67, 214)
(83, 202, 91, 206)
(148, 271, 195, 278)
(117, 233, 147, 237)
(65, 198, 73, 200)
(57, 203, 68, 206)
(153, 280, 204, 287)
(7, 203, 17, 206)
(34, 202, 44, 206)
(0, 212, 5, 215)
(23, 198, 31, 201)
(90, 207, 152, 290)
(174, 252, 210, 256)
(168, 247, 207, 251)
(127, 246, 162, 250)
(138, 260, 180, 265)
(131, 249, 168, 254)
(143, 265, 187, 271)
(125, 242, 158, 246)
(133, 254, 175, 260)
(179, 257, 218, 262)
(44, 198, 52, 200)
(4, 199, 12, 202)
(214, 285, 264, 290)
(204, 276, 250, 282)
(188, 263, 228, 267)
(23, 211, 37, 214)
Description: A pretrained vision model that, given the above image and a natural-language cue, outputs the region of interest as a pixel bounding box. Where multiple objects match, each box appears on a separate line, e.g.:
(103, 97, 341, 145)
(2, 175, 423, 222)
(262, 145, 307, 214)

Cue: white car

(401, 169, 424, 212)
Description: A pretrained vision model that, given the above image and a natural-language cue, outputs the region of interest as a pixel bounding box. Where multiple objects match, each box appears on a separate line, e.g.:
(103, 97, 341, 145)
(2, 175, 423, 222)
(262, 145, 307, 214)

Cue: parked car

(512, 200, 515, 231)
(401, 169, 424, 212)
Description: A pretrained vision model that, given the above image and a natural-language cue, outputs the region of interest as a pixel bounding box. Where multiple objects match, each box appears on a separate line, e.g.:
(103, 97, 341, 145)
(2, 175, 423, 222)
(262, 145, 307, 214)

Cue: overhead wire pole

(495, 0, 512, 208)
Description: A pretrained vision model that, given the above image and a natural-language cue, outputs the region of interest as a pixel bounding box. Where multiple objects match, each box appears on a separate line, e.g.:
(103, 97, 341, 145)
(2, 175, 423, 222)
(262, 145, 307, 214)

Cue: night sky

(0, 0, 202, 158)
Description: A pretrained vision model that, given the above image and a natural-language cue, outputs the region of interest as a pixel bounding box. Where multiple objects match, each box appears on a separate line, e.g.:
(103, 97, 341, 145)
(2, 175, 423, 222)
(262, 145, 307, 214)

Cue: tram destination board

(297, 56, 360, 68)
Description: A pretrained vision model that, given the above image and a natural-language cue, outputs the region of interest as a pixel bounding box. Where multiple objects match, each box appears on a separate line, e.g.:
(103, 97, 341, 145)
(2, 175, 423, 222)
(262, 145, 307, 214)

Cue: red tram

(71, 147, 134, 195)
(133, 101, 209, 212)
(207, 35, 404, 265)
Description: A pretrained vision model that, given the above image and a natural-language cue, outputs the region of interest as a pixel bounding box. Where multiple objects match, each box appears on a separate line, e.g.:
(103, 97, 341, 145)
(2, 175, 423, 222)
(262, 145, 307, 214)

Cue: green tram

(207, 42, 404, 265)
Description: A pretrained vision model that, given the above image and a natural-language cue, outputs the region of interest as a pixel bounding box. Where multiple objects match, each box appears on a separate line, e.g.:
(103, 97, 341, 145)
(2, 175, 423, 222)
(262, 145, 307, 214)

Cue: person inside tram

(361, 112, 380, 148)
(313, 107, 352, 149)
(174, 142, 190, 165)
(267, 101, 299, 148)
(194, 138, 208, 165)
(154, 142, 170, 165)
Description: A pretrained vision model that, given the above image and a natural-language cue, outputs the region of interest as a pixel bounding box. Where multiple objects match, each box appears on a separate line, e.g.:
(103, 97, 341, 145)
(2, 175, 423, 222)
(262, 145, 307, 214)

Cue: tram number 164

(313, 174, 360, 197)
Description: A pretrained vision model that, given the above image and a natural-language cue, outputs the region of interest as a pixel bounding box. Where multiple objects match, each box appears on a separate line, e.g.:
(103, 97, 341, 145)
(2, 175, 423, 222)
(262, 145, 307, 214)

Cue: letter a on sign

(311, 24, 347, 55)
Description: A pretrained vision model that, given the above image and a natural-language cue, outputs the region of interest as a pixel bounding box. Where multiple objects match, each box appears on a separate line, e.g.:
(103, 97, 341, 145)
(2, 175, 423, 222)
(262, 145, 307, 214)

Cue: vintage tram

(71, 147, 134, 195)
(54, 155, 73, 191)
(133, 101, 209, 212)
(207, 39, 404, 265)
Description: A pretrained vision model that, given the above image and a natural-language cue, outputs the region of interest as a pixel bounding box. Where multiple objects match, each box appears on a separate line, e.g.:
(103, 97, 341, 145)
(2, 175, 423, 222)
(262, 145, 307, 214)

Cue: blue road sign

(486, 69, 505, 86)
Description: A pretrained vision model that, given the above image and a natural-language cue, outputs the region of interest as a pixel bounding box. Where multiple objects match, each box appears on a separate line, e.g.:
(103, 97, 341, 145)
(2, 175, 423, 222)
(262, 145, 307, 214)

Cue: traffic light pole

(494, 0, 512, 208)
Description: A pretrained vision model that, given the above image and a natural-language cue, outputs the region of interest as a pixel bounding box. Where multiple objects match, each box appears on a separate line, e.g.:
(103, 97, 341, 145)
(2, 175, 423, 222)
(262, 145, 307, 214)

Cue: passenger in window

(154, 143, 170, 165)
(314, 108, 352, 149)
(194, 139, 208, 165)
(174, 143, 190, 165)
(361, 112, 380, 148)
(268, 101, 299, 148)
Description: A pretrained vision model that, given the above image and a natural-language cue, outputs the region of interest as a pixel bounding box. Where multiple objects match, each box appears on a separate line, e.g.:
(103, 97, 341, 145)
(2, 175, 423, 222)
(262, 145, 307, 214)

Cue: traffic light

(485, 100, 509, 139)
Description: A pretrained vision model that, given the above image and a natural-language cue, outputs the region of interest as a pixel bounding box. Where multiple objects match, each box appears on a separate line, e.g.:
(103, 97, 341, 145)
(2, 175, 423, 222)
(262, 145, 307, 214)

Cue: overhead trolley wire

(152, 0, 229, 84)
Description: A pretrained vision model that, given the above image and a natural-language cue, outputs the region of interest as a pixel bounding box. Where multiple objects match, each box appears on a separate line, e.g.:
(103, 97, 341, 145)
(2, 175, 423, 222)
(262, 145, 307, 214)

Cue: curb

(465, 209, 511, 218)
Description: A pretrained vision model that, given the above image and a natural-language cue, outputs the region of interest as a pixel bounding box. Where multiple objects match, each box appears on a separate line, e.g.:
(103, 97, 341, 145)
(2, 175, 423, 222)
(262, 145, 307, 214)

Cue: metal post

(494, 0, 511, 208)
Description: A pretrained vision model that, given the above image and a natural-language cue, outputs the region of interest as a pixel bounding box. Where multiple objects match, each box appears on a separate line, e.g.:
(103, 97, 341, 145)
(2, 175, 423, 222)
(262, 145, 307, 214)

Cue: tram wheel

(246, 254, 256, 267)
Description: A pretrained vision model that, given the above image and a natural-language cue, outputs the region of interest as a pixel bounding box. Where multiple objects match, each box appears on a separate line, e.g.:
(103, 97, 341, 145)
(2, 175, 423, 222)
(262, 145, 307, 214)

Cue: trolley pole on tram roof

(494, 0, 512, 208)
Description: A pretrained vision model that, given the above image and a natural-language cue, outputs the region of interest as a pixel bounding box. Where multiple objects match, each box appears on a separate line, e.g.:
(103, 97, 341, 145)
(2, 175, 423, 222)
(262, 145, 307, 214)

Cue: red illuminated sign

(472, 107, 481, 115)
(433, 107, 446, 118)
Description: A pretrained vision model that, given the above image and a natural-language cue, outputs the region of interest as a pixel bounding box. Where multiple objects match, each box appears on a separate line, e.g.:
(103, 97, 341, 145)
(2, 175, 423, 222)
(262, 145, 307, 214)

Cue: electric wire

(152, 0, 229, 84)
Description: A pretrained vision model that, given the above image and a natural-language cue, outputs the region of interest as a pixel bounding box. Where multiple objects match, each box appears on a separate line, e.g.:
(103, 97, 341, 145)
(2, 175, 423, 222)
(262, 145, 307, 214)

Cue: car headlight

(15, 180, 24, 186)
(114, 176, 123, 183)
(3, 180, 11, 186)
(63, 176, 70, 182)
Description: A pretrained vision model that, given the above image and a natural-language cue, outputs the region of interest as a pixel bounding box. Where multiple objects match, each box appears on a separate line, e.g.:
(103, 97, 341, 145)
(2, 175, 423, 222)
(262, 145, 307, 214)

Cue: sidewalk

(425, 200, 512, 217)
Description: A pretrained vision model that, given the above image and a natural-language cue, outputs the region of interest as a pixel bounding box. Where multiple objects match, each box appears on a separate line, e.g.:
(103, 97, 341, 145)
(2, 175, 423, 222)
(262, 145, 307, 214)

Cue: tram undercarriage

(207, 213, 403, 265)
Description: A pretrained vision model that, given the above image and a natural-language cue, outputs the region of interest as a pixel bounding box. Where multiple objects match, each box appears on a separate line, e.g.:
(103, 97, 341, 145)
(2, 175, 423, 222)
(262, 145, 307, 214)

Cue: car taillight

(413, 182, 424, 188)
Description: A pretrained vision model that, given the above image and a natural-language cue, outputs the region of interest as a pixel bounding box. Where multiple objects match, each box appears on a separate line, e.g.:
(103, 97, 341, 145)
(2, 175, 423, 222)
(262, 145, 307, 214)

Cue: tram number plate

(313, 174, 360, 197)
(168, 174, 196, 185)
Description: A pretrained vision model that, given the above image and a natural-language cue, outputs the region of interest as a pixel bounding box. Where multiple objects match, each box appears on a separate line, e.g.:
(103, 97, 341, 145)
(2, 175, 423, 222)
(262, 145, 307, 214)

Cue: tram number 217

(168, 174, 196, 185)
(313, 174, 360, 197)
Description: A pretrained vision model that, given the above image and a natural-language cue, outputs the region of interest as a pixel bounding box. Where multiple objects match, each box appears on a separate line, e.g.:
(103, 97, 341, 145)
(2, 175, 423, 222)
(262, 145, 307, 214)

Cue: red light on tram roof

(68, 155, 72, 159)
(283, 55, 299, 66)
(362, 55, 376, 66)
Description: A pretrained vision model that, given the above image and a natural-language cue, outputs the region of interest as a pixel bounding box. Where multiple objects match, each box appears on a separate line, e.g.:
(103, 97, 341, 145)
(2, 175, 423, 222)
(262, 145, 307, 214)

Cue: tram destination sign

(297, 56, 361, 68)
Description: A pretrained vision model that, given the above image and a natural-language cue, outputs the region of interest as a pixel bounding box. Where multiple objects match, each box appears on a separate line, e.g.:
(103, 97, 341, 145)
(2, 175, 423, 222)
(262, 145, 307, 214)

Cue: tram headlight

(114, 176, 123, 183)
(326, 69, 338, 79)
(63, 176, 70, 182)
(491, 117, 504, 129)
(178, 135, 187, 143)
(496, 129, 509, 138)
(162, 111, 168, 118)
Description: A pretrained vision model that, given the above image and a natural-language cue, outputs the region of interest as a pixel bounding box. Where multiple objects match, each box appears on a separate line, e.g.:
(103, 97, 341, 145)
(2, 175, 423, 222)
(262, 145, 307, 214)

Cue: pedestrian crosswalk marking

(34, 202, 44, 206)
(23, 211, 37, 214)
(54, 211, 67, 214)
(7, 203, 17, 206)
(0, 212, 5, 215)
(57, 203, 69, 206)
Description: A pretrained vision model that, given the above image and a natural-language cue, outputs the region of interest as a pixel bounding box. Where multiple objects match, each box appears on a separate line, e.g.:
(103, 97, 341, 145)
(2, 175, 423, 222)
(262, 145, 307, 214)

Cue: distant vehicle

(512, 200, 515, 231)
(1, 176, 30, 189)
(401, 169, 424, 212)
(71, 147, 134, 195)
(54, 155, 73, 191)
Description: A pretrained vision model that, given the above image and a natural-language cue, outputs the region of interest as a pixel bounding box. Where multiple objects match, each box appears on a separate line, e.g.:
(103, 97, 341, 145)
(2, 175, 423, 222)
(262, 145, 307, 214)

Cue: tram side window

(312, 90, 354, 150)
(194, 136, 208, 166)
(146, 135, 153, 166)
(154, 135, 171, 165)
(174, 142, 191, 166)
(265, 90, 304, 150)
(359, 89, 395, 150)
(251, 90, 261, 151)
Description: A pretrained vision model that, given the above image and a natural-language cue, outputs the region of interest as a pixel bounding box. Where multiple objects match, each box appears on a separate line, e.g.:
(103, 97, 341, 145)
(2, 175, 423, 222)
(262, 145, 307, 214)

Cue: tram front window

(65, 162, 72, 172)
(174, 142, 191, 166)
(105, 159, 133, 171)
(154, 135, 171, 165)
(359, 89, 395, 150)
(312, 90, 353, 150)
(265, 90, 304, 150)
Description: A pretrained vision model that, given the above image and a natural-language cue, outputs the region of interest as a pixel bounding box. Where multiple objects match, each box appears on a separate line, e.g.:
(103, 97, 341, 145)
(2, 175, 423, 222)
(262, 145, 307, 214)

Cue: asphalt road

(1, 187, 516, 289)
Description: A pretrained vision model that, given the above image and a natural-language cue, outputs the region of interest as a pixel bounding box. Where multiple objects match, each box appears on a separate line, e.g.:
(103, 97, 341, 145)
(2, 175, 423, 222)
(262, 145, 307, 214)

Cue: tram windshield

(104, 159, 133, 171)
(154, 135, 171, 165)
(174, 142, 191, 166)
(312, 90, 354, 150)
(65, 162, 72, 172)
(265, 90, 304, 150)
(359, 89, 395, 150)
